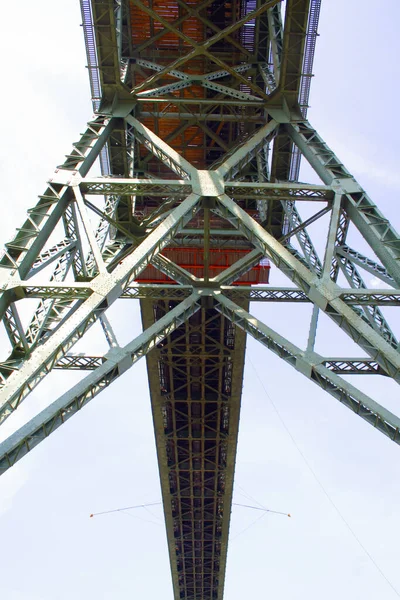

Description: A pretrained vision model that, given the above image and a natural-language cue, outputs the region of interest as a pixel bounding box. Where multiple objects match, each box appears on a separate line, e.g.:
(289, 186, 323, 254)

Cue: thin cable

(230, 511, 268, 542)
(233, 502, 290, 517)
(143, 505, 163, 522)
(118, 510, 161, 527)
(236, 484, 268, 511)
(90, 501, 161, 518)
(248, 356, 400, 598)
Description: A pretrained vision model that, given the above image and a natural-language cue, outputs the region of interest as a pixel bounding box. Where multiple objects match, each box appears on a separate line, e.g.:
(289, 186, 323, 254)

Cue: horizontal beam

(138, 112, 265, 123)
(7, 281, 400, 306)
(81, 178, 333, 202)
(323, 358, 386, 375)
(81, 178, 192, 196)
(225, 182, 333, 201)
(53, 355, 386, 376)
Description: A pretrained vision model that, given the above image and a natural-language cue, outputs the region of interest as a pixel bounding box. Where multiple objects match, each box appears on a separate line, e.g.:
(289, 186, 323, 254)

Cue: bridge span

(0, 2, 400, 599)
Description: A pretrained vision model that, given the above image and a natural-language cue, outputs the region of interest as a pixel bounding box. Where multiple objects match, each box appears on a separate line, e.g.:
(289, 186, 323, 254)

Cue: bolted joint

(201, 294, 215, 309)
(191, 170, 224, 197)
(202, 196, 216, 208)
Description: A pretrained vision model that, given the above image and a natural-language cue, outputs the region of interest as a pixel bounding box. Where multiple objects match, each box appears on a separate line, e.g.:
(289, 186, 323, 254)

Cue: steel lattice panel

(141, 300, 247, 600)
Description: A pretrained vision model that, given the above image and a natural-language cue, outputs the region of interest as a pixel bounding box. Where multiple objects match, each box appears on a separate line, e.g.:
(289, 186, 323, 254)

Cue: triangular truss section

(0, 104, 400, 478)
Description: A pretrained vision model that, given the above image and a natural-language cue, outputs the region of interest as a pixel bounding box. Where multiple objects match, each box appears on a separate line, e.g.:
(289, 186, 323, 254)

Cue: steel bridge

(1, 1, 400, 599)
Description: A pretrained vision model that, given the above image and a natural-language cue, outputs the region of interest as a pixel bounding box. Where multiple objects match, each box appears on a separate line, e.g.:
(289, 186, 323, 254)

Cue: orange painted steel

(137, 247, 270, 284)
(130, 0, 269, 285)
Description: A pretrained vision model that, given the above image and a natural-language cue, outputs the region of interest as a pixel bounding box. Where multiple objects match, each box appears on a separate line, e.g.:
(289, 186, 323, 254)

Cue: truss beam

(214, 293, 400, 443)
(0, 194, 200, 423)
(215, 194, 400, 381)
(288, 121, 400, 286)
(1, 5, 399, 600)
(336, 245, 395, 287)
(0, 292, 202, 476)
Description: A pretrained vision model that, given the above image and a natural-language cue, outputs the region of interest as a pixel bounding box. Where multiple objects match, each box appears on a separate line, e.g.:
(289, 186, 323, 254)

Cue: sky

(1, 1, 400, 599)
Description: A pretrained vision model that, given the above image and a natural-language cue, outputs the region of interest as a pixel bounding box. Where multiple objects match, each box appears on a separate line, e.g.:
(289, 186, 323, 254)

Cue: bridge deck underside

(141, 300, 247, 600)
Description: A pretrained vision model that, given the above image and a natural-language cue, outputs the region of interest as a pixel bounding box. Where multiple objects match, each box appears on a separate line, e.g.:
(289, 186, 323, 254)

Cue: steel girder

(7, 283, 400, 306)
(1, 2, 399, 600)
(140, 297, 247, 600)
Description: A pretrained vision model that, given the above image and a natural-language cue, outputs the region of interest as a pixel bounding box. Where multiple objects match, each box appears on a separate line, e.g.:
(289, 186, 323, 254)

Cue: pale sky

(1, 2, 400, 599)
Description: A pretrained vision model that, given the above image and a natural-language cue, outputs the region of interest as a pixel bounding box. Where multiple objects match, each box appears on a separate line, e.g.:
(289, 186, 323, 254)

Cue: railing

(289, 0, 321, 180)
(80, 0, 111, 175)
(80, 0, 102, 111)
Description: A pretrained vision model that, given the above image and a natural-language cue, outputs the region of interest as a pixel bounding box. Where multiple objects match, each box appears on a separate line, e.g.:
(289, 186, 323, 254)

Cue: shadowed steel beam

(213, 249, 264, 286)
(54, 353, 386, 376)
(82, 179, 334, 201)
(151, 254, 198, 285)
(215, 121, 278, 179)
(173, 0, 254, 59)
(279, 0, 311, 102)
(10, 282, 400, 306)
(130, 0, 280, 95)
(225, 182, 333, 201)
(81, 178, 192, 196)
(138, 112, 264, 122)
(55, 355, 105, 370)
(323, 359, 386, 375)
(125, 115, 196, 179)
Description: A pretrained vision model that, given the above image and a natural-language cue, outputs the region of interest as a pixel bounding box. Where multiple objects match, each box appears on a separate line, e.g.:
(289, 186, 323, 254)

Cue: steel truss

(1, 103, 399, 482)
(1, 2, 399, 600)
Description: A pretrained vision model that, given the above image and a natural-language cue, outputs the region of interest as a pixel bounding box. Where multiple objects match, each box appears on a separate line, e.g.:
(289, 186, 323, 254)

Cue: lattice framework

(1, 2, 399, 600)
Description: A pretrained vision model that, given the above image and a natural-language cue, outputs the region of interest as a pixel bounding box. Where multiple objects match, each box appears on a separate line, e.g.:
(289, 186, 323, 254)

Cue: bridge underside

(86, 1, 319, 599)
(142, 299, 247, 600)
(3, 1, 400, 600)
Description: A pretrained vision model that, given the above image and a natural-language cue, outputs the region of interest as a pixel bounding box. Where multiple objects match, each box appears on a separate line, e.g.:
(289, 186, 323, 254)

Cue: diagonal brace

(216, 194, 400, 382)
(214, 292, 400, 444)
(0, 292, 202, 476)
(0, 194, 200, 424)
